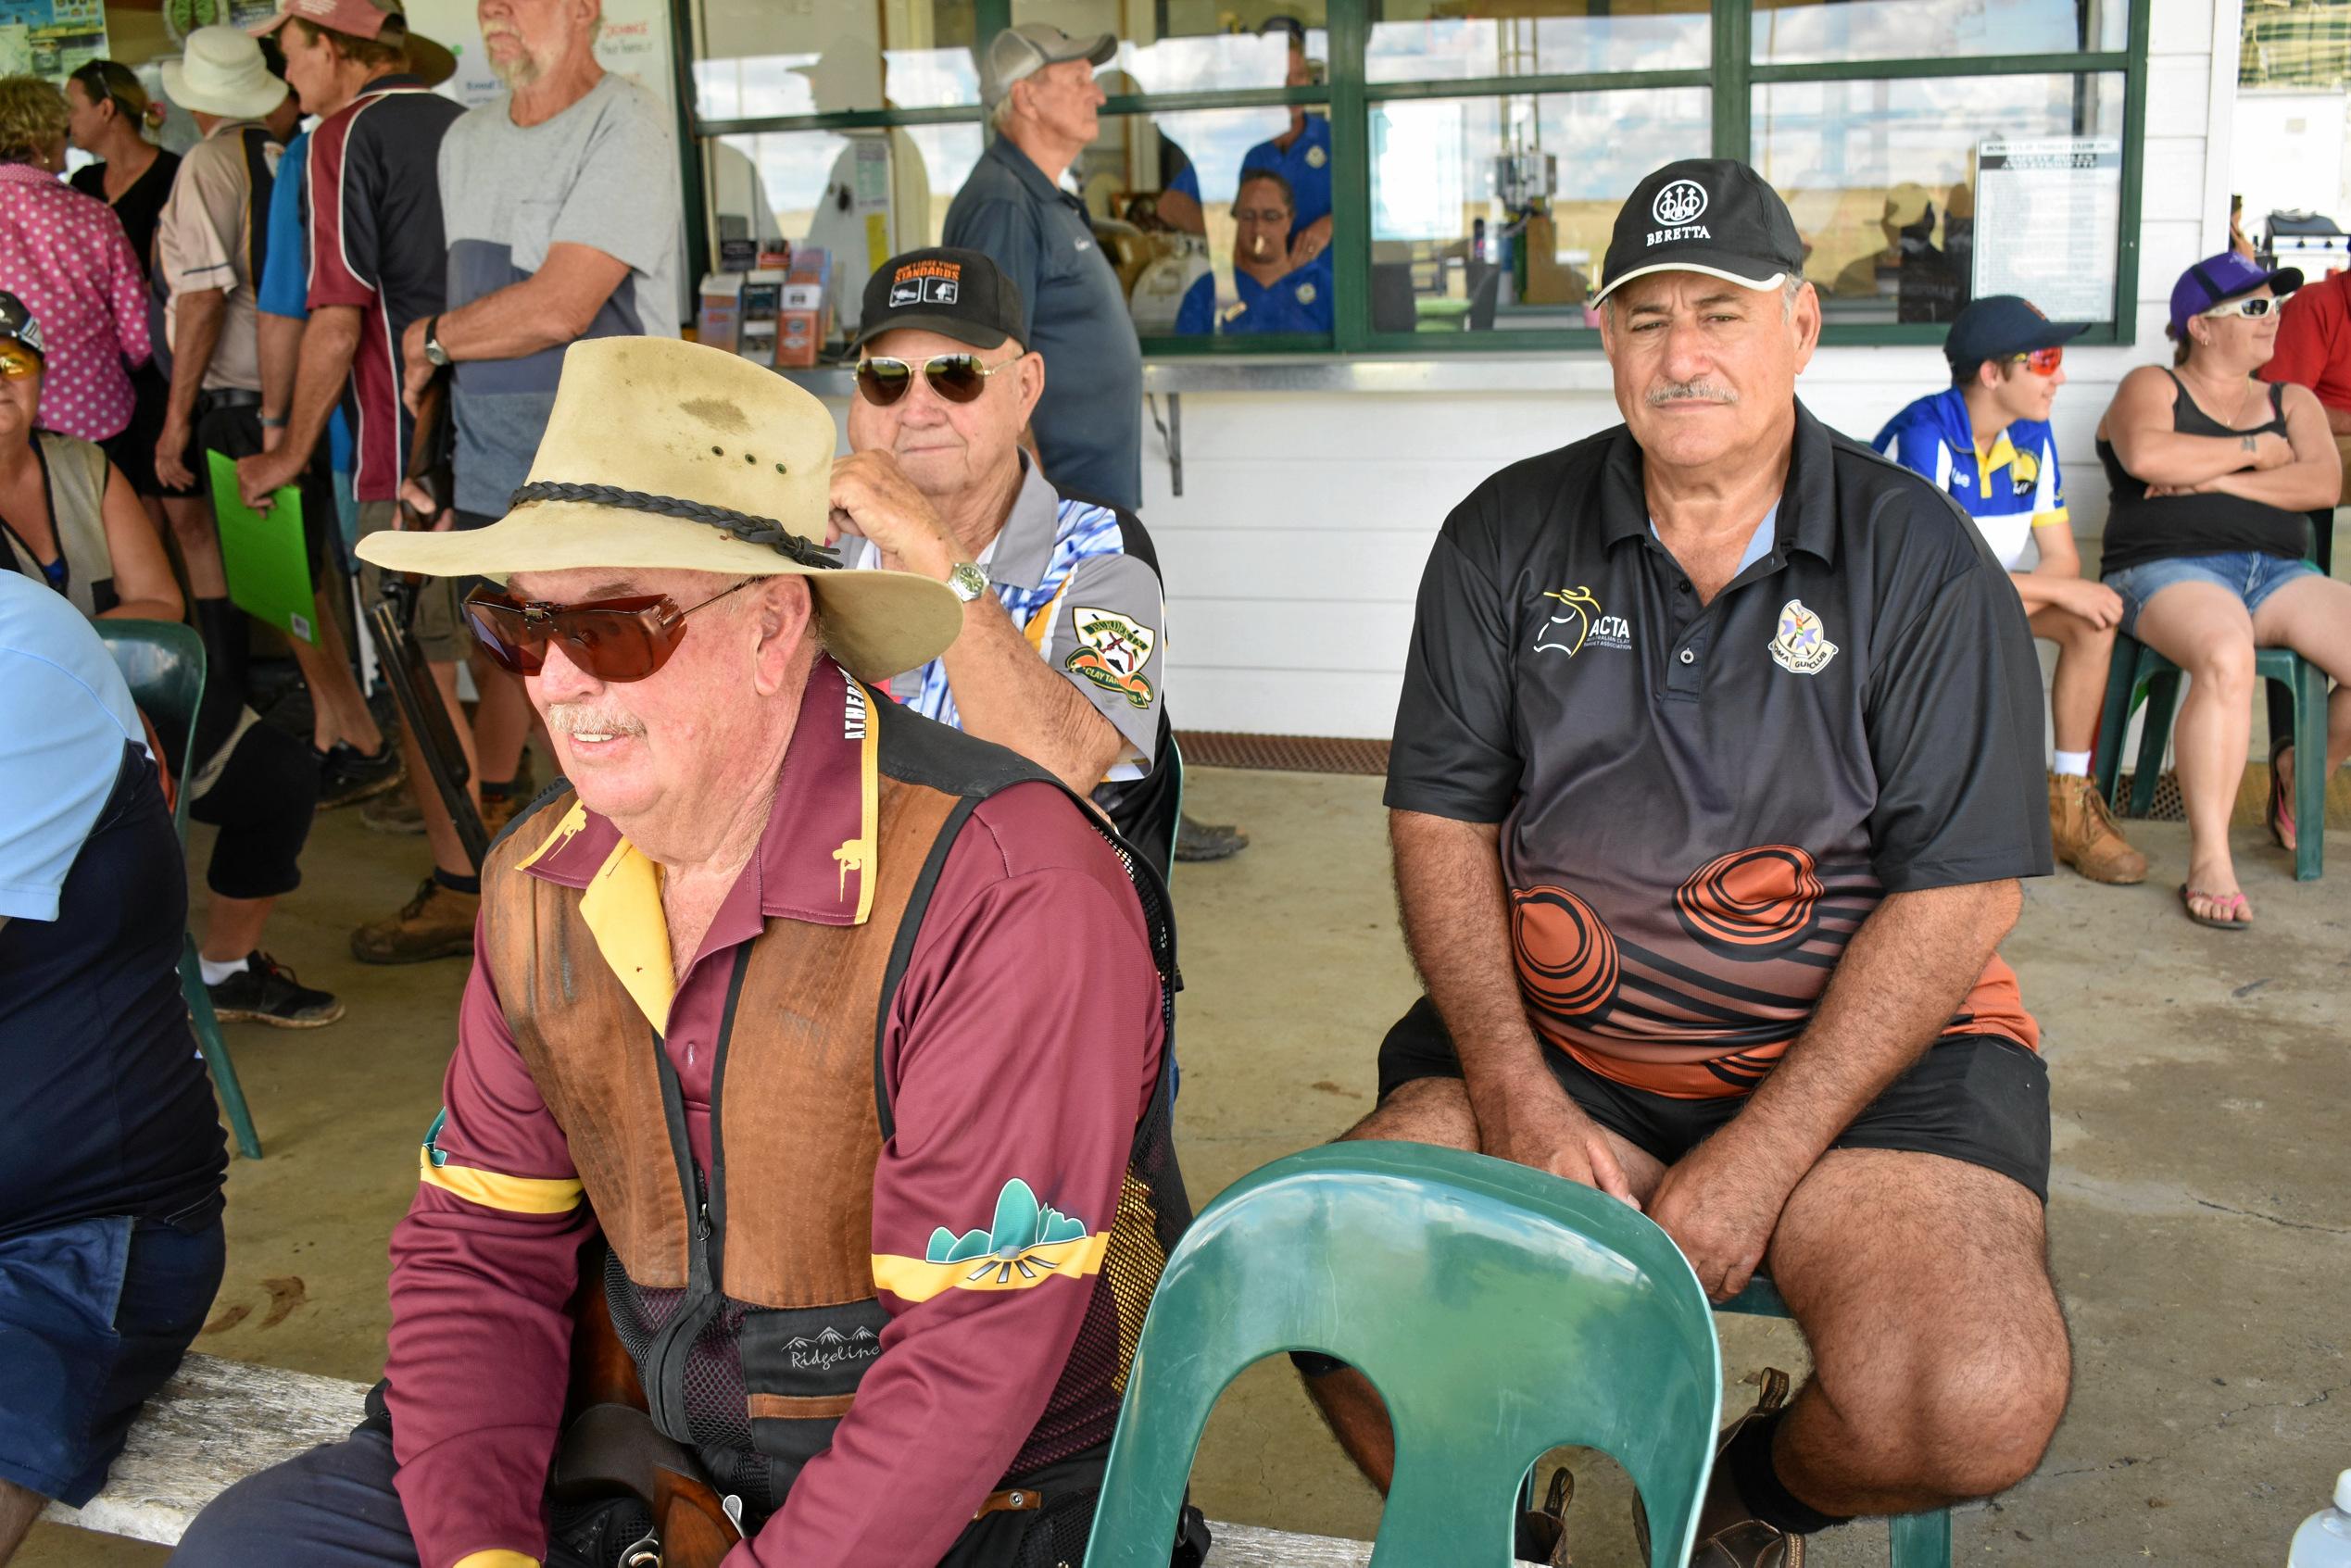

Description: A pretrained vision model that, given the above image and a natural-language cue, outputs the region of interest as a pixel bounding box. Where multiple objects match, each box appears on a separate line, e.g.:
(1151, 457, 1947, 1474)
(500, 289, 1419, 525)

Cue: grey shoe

(1173, 812, 1249, 861)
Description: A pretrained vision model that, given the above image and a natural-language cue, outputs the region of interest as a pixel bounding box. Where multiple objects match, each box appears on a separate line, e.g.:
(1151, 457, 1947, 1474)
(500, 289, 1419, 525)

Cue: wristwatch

(422, 316, 450, 368)
(944, 561, 989, 603)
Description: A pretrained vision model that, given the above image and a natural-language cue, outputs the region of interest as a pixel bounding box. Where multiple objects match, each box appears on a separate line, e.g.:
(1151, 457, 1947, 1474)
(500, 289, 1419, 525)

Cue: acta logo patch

(1536, 587, 1629, 657)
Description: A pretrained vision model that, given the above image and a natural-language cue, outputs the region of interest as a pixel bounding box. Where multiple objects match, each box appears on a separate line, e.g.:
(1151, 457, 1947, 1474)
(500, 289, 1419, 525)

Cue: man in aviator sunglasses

(172, 335, 1196, 1568)
(831, 246, 1182, 872)
(1874, 294, 2149, 886)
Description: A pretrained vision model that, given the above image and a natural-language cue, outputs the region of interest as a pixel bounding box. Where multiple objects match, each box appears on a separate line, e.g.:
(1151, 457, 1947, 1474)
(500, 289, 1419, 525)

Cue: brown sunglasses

(460, 580, 753, 683)
(854, 353, 1019, 407)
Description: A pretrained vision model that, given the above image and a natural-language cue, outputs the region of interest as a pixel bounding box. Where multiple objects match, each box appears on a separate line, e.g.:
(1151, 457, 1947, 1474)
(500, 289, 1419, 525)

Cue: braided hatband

(509, 481, 840, 571)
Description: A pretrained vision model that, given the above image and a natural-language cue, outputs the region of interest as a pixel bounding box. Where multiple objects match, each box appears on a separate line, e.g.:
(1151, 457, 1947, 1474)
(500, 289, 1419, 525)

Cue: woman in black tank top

(2093, 254, 2351, 928)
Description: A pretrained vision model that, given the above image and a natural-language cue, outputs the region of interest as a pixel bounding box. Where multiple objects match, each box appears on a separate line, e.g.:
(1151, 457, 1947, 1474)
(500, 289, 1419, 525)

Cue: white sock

(2051, 750, 2092, 778)
(198, 954, 250, 985)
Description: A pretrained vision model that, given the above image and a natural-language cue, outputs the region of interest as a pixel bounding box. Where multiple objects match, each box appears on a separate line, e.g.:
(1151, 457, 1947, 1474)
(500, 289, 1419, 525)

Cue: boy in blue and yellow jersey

(1875, 295, 2146, 885)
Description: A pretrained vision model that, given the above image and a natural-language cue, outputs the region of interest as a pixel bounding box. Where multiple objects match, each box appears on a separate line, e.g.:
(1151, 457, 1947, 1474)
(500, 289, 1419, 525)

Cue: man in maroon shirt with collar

(170, 337, 1191, 1568)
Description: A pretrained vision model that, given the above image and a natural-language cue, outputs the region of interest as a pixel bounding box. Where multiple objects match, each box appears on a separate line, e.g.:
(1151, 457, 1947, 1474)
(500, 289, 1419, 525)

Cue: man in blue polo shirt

(0, 574, 227, 1559)
(946, 22, 1141, 516)
(1875, 295, 2146, 885)
(1239, 20, 1331, 266)
(1176, 169, 1332, 336)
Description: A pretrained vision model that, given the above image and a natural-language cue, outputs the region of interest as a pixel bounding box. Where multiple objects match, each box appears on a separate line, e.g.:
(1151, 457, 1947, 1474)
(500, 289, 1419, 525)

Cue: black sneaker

(206, 952, 345, 1029)
(1173, 812, 1250, 862)
(316, 742, 404, 810)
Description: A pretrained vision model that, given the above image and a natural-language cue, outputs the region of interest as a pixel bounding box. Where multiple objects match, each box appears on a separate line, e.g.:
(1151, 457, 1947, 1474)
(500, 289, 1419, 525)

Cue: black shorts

(1377, 996, 2052, 1202)
(100, 362, 200, 499)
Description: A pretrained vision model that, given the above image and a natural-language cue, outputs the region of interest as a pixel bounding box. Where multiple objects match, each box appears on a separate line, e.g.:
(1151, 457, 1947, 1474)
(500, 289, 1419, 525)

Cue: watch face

(949, 562, 989, 602)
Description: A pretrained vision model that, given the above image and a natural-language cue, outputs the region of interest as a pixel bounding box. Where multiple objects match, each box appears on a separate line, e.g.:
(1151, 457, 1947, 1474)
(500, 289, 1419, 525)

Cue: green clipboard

(207, 448, 316, 645)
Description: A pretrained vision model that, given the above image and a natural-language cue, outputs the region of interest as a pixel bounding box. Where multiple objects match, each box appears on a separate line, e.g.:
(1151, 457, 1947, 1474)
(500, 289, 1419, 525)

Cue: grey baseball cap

(984, 22, 1114, 105)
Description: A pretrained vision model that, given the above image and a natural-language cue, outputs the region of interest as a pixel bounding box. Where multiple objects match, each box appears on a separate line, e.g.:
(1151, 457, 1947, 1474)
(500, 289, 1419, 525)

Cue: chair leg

(182, 934, 262, 1160)
(1889, 1506, 1952, 1568)
(2093, 639, 2141, 808)
(2131, 671, 2181, 820)
(2296, 660, 2327, 882)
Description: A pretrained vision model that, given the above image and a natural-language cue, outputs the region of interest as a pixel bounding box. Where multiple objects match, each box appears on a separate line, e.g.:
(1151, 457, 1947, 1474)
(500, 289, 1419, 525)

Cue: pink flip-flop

(2181, 884, 2253, 931)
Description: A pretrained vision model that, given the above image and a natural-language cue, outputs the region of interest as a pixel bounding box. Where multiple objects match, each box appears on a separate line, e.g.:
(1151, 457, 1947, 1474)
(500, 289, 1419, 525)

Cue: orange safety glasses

(2011, 345, 2064, 376)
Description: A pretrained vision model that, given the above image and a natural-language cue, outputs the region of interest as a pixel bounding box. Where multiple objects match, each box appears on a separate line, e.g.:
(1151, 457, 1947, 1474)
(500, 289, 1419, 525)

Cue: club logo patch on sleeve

(870, 1178, 1110, 1302)
(1063, 607, 1157, 709)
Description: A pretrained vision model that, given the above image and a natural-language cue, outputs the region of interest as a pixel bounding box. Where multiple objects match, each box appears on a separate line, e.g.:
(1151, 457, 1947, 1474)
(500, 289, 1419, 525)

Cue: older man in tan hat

(170, 336, 1194, 1568)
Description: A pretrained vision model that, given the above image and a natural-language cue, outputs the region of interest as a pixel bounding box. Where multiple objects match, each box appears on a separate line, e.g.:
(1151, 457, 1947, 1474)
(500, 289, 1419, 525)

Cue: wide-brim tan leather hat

(354, 336, 961, 683)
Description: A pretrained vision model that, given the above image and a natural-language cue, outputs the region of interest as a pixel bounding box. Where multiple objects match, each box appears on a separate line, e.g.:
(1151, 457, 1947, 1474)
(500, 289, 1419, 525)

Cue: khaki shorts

(356, 500, 468, 664)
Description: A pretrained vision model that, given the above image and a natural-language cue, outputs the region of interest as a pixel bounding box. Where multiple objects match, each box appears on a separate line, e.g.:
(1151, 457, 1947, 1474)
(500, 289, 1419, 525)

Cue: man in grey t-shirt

(359, 0, 679, 966)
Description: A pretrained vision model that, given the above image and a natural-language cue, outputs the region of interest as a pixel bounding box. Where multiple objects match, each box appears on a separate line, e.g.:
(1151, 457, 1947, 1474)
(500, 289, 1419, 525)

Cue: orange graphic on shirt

(1511, 884, 1620, 1022)
(1674, 846, 1824, 958)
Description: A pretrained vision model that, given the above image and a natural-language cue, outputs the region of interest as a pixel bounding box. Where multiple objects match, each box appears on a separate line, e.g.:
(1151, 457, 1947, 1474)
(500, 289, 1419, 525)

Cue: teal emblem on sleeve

(924, 1179, 1091, 1283)
(422, 1107, 449, 1169)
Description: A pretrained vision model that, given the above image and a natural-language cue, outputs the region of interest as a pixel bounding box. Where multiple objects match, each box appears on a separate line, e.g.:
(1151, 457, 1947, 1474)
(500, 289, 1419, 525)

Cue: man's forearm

(1389, 809, 1547, 1095)
(281, 306, 362, 466)
(1725, 879, 2020, 1176)
(937, 599, 1123, 793)
(167, 291, 226, 421)
(258, 312, 303, 423)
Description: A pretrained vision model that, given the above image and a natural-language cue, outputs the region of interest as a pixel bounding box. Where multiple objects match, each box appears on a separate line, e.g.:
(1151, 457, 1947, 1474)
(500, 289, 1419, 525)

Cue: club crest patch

(1064, 606, 1156, 708)
(1770, 599, 1838, 675)
(1305, 144, 1327, 168)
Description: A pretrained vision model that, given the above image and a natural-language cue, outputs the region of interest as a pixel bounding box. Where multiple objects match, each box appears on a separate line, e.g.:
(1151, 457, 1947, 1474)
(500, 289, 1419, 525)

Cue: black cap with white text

(1594, 158, 1807, 307)
(851, 247, 1027, 353)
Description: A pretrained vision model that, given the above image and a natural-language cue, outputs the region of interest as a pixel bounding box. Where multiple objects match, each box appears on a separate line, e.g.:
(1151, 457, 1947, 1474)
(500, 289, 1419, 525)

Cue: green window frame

(678, 0, 2151, 358)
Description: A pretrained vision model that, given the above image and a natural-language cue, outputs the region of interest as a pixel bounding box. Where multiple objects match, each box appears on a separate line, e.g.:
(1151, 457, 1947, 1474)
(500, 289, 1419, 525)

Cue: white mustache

(1648, 381, 1739, 405)
(546, 706, 647, 743)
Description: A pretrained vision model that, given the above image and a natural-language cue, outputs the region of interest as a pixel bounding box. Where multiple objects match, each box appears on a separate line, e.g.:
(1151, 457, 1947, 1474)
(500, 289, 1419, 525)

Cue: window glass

(1012, 1, 1329, 95)
(1758, 73, 2125, 325)
(1753, 0, 2124, 65)
(712, 124, 981, 278)
(693, 0, 978, 121)
(1368, 0, 1710, 82)
(1367, 88, 1710, 332)
(1087, 108, 1338, 340)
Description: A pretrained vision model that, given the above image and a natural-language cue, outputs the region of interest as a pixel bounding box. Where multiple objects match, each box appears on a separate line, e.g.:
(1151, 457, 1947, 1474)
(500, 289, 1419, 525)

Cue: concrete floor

(20, 765, 2350, 1565)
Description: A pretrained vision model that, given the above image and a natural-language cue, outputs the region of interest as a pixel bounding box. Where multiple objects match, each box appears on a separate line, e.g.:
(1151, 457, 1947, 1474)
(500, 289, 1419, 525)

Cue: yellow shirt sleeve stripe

(451, 1554, 540, 1568)
(2030, 507, 2071, 529)
(872, 1232, 1112, 1303)
(418, 1148, 585, 1215)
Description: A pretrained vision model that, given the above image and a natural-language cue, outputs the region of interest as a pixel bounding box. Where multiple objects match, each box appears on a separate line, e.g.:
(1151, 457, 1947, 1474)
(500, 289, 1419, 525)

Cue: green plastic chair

(1717, 1279, 1950, 1566)
(95, 620, 263, 1160)
(1082, 1142, 1723, 1568)
(2092, 512, 2332, 882)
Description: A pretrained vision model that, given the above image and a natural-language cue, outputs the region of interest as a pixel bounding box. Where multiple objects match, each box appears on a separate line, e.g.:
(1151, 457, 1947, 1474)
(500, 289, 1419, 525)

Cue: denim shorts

(0, 1210, 226, 1505)
(2103, 551, 2319, 638)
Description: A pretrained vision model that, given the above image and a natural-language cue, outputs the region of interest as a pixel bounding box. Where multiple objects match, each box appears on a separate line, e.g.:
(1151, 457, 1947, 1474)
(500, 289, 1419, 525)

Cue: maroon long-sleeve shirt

(383, 660, 1164, 1568)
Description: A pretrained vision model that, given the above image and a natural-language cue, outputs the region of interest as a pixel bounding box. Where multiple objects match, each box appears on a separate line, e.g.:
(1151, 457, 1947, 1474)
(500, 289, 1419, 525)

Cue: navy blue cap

(1942, 295, 2085, 374)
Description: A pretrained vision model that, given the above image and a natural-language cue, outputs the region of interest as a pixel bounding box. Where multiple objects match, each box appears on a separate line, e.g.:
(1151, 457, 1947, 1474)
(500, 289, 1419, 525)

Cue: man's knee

(172, 1433, 412, 1568)
(1336, 1075, 1477, 1150)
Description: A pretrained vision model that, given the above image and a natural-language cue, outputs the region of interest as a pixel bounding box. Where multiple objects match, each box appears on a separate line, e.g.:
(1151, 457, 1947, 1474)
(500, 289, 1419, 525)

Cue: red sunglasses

(460, 580, 753, 683)
(2013, 345, 2064, 375)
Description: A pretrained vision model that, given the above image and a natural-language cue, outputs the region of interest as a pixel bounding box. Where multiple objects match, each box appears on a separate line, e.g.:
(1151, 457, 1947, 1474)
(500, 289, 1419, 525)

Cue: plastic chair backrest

(94, 619, 207, 843)
(1083, 1142, 1722, 1568)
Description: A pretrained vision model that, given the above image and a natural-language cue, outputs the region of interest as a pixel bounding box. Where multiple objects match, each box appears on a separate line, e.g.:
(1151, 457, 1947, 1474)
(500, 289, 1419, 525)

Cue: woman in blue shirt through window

(1176, 169, 1333, 336)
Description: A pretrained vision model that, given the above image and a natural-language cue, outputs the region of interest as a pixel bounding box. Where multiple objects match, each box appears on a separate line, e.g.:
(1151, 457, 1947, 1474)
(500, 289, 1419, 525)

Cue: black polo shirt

(1387, 400, 2051, 1100)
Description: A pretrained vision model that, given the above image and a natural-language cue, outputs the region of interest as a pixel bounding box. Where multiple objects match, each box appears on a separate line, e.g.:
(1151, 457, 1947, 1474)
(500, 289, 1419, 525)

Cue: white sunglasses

(2201, 295, 2278, 320)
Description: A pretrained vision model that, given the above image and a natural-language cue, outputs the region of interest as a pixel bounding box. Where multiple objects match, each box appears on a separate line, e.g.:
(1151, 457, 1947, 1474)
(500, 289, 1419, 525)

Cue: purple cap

(2169, 250, 2303, 340)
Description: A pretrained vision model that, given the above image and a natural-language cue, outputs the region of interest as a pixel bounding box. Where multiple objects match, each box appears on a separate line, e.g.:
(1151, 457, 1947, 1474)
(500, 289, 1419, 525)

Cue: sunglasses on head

(854, 353, 1017, 408)
(2202, 295, 2277, 320)
(0, 343, 40, 380)
(2010, 345, 2064, 375)
(461, 579, 754, 684)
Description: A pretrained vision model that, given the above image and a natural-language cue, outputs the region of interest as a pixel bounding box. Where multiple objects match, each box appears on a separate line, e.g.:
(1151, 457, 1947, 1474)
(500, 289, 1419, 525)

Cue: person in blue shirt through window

(1239, 19, 1330, 270)
(1874, 295, 2147, 886)
(1177, 169, 1331, 336)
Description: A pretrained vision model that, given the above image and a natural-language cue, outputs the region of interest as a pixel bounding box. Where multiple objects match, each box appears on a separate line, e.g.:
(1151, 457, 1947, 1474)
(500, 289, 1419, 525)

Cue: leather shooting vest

(478, 693, 1189, 1524)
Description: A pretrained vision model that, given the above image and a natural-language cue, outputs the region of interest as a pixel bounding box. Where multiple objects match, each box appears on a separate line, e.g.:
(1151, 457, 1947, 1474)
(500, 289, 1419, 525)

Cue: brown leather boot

(351, 876, 479, 964)
(2048, 771, 2148, 884)
(1635, 1370, 1806, 1567)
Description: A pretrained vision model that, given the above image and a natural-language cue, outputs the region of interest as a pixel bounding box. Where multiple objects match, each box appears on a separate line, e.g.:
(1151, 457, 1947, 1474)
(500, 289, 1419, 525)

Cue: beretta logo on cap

(888, 257, 962, 308)
(1650, 178, 1711, 246)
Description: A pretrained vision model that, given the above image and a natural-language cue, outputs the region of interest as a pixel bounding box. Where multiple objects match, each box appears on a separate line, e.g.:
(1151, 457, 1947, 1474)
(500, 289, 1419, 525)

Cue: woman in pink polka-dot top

(0, 77, 147, 445)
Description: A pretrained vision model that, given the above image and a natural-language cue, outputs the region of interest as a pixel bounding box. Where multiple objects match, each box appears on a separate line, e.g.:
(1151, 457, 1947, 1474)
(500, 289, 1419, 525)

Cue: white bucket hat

(160, 26, 290, 121)
(354, 336, 962, 684)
